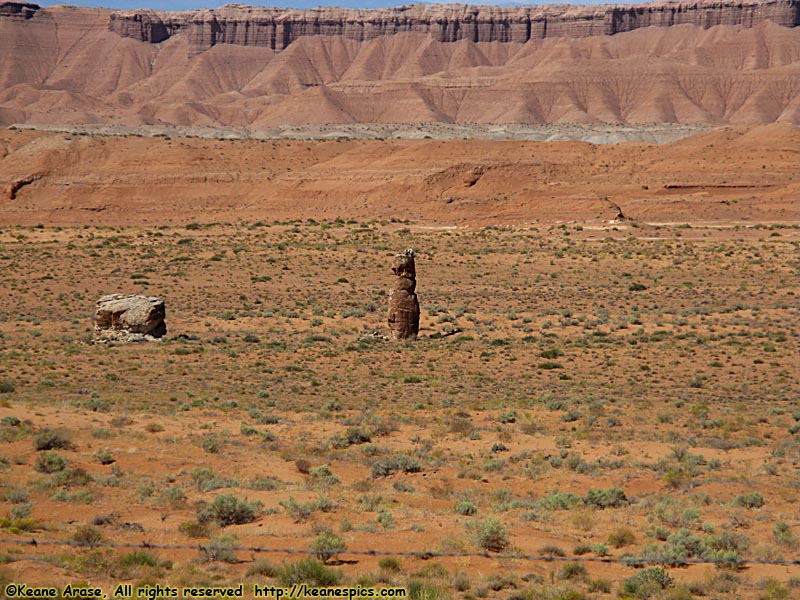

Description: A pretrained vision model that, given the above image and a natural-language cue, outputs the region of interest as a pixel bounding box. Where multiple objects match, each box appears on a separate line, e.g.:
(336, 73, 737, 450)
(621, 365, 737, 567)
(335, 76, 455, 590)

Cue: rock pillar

(387, 249, 420, 340)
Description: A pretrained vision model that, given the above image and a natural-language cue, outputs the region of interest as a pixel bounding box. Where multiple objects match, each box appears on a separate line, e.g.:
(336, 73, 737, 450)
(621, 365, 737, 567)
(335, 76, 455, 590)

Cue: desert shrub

(407, 579, 452, 600)
(248, 475, 282, 491)
(735, 492, 765, 509)
(161, 485, 187, 508)
(773, 521, 797, 547)
(559, 562, 588, 581)
(706, 530, 749, 568)
(608, 527, 637, 548)
(0, 381, 15, 394)
(0, 515, 36, 534)
(379, 557, 402, 572)
(572, 543, 592, 556)
(52, 489, 94, 504)
(34, 451, 66, 473)
(451, 572, 470, 592)
(277, 558, 340, 587)
(280, 496, 333, 522)
(668, 529, 708, 559)
(198, 493, 262, 526)
(92, 448, 114, 465)
(539, 545, 567, 557)
(468, 517, 510, 552)
(584, 487, 628, 508)
(497, 410, 517, 424)
(72, 525, 105, 548)
(310, 529, 347, 563)
(539, 491, 580, 510)
(589, 579, 612, 593)
(371, 455, 421, 478)
(649, 497, 699, 528)
(54, 467, 93, 487)
(204, 532, 239, 563)
(281, 497, 313, 522)
(200, 436, 221, 454)
(3, 488, 29, 504)
(34, 429, 72, 451)
(759, 579, 791, 600)
(247, 558, 279, 577)
(620, 567, 674, 598)
(454, 500, 478, 516)
(328, 427, 371, 449)
(179, 521, 209, 538)
(393, 481, 414, 493)
(538, 361, 563, 370)
(376, 510, 394, 530)
(309, 464, 340, 486)
(192, 467, 237, 492)
(120, 550, 158, 567)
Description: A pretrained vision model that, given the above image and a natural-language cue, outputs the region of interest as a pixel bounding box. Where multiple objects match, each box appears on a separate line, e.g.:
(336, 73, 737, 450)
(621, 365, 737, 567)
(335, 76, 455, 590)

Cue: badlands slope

(1, 123, 799, 226)
(1, 1, 800, 127)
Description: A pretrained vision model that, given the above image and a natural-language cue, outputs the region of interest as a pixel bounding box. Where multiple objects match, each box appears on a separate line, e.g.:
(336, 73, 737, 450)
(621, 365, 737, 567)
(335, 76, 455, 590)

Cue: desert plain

(0, 121, 799, 599)
(1, 0, 800, 597)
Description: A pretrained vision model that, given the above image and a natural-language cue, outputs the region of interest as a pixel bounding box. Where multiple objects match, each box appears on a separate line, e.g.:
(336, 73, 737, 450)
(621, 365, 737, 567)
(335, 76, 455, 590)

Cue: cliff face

(0, 1, 38, 19)
(106, 1, 800, 52)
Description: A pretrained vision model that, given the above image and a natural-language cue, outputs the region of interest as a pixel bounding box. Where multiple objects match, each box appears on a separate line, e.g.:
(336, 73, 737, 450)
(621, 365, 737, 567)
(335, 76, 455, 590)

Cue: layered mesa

(0, 1, 799, 126)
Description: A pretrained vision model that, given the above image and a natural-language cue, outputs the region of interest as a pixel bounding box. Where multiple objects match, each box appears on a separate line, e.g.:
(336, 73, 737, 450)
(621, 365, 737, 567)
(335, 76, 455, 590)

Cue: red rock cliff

(105, 1, 800, 53)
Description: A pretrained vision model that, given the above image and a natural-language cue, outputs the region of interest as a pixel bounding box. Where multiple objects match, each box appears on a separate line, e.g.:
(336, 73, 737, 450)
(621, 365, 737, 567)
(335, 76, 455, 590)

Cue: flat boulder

(94, 294, 166, 342)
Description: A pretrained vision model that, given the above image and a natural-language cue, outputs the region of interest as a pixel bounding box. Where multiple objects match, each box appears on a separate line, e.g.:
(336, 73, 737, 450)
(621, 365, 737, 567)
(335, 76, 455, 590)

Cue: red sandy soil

(1, 123, 799, 228)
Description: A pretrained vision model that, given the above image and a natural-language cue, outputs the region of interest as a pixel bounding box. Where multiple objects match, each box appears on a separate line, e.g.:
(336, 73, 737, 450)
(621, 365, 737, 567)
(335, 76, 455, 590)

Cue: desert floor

(0, 128, 799, 599)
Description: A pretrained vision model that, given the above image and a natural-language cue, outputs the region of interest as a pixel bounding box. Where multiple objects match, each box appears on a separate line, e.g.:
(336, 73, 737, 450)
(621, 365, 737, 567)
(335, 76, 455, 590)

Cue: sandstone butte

(0, 0, 799, 126)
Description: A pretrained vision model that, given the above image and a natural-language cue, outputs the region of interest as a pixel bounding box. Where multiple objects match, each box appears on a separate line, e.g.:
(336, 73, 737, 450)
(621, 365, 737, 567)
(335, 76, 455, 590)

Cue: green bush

(72, 525, 105, 548)
(120, 550, 158, 567)
(559, 562, 588, 581)
(92, 448, 115, 465)
(247, 558, 279, 577)
(309, 464, 340, 486)
(34, 430, 72, 451)
(310, 529, 347, 563)
(179, 521, 209, 538)
(608, 527, 636, 548)
(620, 567, 673, 598)
(735, 492, 765, 509)
(280, 497, 323, 522)
(191, 467, 237, 492)
(539, 491, 580, 510)
(371, 455, 421, 478)
(205, 532, 239, 562)
(277, 558, 340, 587)
(249, 475, 282, 491)
(584, 487, 628, 509)
(198, 493, 262, 526)
(378, 557, 402, 572)
(34, 451, 66, 473)
(161, 485, 187, 508)
(454, 500, 478, 516)
(468, 517, 509, 553)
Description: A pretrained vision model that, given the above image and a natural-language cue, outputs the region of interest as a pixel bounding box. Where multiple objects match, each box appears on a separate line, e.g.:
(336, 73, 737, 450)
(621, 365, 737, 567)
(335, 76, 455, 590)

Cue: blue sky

(40, 1, 622, 11)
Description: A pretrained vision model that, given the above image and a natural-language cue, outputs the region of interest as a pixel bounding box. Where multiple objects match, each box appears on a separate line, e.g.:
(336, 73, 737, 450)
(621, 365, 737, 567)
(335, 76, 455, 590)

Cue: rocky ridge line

(100, 1, 800, 52)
